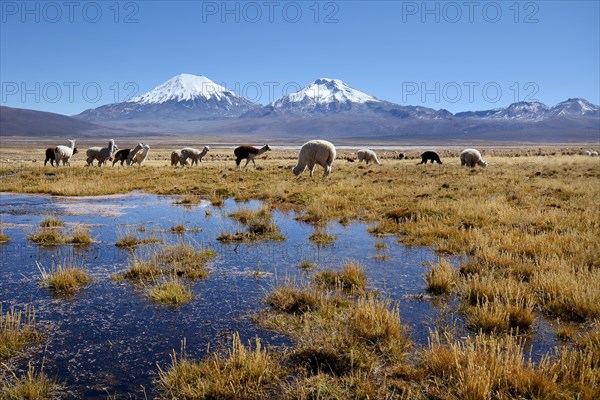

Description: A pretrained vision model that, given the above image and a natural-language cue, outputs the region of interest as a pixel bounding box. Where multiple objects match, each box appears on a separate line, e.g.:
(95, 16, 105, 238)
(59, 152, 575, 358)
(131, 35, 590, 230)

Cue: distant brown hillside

(0, 106, 129, 137)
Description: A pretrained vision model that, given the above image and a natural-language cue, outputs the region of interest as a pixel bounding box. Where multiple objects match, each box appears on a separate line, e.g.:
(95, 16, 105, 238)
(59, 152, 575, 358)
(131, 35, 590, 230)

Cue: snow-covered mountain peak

(273, 78, 380, 108)
(129, 73, 233, 104)
(548, 98, 599, 116)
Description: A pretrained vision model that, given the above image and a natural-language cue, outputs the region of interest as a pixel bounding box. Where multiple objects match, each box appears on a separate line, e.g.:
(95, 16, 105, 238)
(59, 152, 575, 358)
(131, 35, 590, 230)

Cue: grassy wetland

(0, 145, 599, 398)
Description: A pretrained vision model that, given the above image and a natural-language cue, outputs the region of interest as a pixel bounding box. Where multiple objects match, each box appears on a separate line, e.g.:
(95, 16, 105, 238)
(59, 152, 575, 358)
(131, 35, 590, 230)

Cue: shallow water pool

(0, 191, 556, 398)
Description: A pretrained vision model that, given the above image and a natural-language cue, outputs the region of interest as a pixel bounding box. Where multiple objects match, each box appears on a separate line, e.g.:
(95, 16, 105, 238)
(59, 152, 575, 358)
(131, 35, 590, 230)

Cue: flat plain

(1, 143, 599, 399)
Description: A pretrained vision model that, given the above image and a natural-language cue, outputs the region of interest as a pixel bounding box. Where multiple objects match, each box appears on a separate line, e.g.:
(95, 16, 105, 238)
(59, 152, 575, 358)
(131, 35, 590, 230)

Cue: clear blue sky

(1, 1, 598, 115)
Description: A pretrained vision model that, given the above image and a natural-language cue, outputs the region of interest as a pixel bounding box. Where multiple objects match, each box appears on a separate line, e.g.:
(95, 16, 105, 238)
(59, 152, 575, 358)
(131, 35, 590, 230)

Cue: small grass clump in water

(0, 224, 10, 243)
(266, 284, 326, 315)
(308, 231, 335, 245)
(172, 194, 200, 205)
(148, 276, 192, 305)
(210, 195, 223, 207)
(119, 243, 216, 281)
(37, 261, 92, 294)
(154, 243, 216, 279)
(0, 362, 56, 399)
(297, 260, 316, 270)
(66, 225, 93, 245)
(314, 261, 366, 294)
(29, 224, 93, 246)
(0, 232, 9, 243)
(374, 241, 389, 250)
(229, 206, 257, 224)
(0, 306, 43, 361)
(115, 233, 161, 248)
(220, 207, 284, 242)
(424, 258, 457, 295)
(27, 228, 66, 246)
(169, 224, 186, 234)
(119, 258, 161, 281)
(39, 217, 64, 228)
(168, 224, 200, 234)
(157, 333, 284, 399)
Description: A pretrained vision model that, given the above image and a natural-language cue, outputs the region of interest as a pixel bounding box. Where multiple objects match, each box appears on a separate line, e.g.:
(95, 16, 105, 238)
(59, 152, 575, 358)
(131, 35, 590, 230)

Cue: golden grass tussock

(220, 206, 285, 242)
(259, 263, 411, 390)
(459, 274, 535, 333)
(115, 233, 161, 248)
(37, 261, 92, 294)
(157, 334, 285, 399)
(282, 371, 403, 400)
(0, 232, 10, 243)
(297, 260, 316, 270)
(421, 331, 561, 400)
(349, 296, 411, 359)
(168, 224, 186, 234)
(167, 224, 200, 234)
(154, 243, 215, 279)
(0, 362, 56, 400)
(308, 228, 336, 245)
(424, 258, 457, 295)
(266, 284, 327, 315)
(28, 223, 94, 246)
(0, 306, 43, 361)
(27, 227, 66, 246)
(148, 276, 193, 305)
(172, 194, 201, 205)
(532, 267, 600, 322)
(66, 225, 93, 245)
(314, 261, 366, 295)
(38, 217, 64, 228)
(119, 243, 216, 282)
(120, 258, 161, 281)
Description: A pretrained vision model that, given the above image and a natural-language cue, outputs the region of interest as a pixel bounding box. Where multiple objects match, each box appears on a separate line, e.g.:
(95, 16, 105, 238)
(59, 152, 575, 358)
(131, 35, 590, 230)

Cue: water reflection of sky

(0, 192, 557, 398)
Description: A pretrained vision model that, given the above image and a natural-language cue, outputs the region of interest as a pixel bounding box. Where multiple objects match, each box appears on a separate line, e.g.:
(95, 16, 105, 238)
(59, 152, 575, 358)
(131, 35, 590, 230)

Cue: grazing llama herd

(42, 139, 597, 177)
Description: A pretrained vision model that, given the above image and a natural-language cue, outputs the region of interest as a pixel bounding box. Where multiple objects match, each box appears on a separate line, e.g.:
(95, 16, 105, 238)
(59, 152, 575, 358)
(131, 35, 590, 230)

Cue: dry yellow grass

(221, 206, 285, 242)
(115, 233, 161, 248)
(421, 330, 599, 399)
(37, 261, 92, 294)
(3, 153, 598, 325)
(27, 227, 66, 246)
(148, 276, 193, 305)
(67, 225, 93, 245)
(2, 148, 599, 397)
(118, 243, 216, 282)
(0, 362, 56, 400)
(424, 258, 457, 295)
(314, 261, 367, 295)
(157, 334, 285, 399)
(0, 306, 42, 361)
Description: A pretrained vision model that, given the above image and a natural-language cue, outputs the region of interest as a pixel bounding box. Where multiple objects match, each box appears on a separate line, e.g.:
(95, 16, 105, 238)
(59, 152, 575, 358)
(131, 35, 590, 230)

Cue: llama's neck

(257, 146, 269, 156)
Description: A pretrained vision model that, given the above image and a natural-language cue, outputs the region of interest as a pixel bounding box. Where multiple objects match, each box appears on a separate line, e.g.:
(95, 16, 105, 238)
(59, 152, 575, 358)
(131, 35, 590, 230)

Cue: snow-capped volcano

(455, 99, 599, 120)
(269, 78, 380, 113)
(546, 98, 599, 117)
(77, 74, 257, 121)
(130, 74, 234, 104)
(455, 101, 550, 120)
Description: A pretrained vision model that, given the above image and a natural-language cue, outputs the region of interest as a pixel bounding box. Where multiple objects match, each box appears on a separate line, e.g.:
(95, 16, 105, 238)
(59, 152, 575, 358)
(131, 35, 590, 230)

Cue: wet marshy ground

(0, 192, 557, 398)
